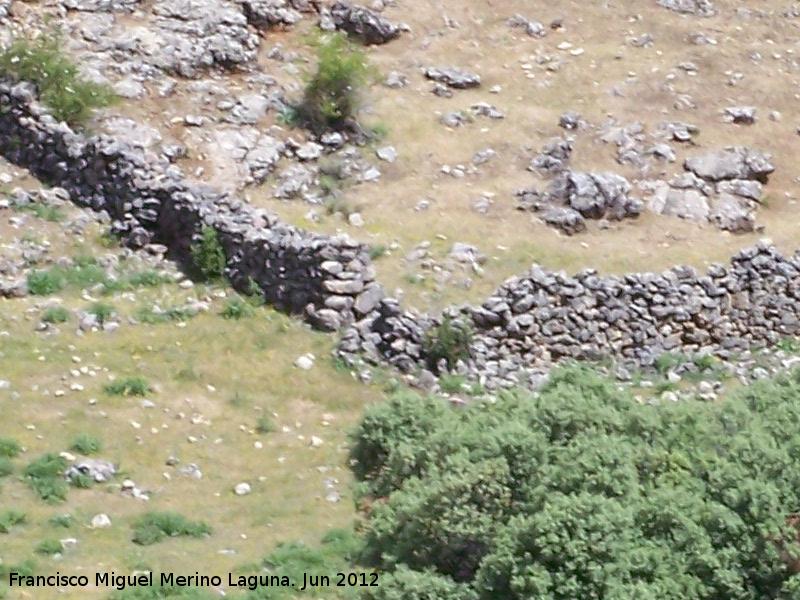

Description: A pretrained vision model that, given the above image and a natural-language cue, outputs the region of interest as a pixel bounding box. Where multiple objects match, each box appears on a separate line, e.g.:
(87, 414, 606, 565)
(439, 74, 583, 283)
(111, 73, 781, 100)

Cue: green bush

(35, 539, 63, 555)
(221, 296, 254, 320)
(23, 454, 68, 503)
(0, 509, 26, 533)
(0, 35, 117, 126)
(0, 558, 35, 579)
(88, 301, 115, 326)
(0, 457, 13, 478)
(298, 33, 378, 134)
(0, 437, 21, 458)
(49, 514, 74, 528)
(70, 433, 102, 456)
(105, 376, 151, 397)
(422, 316, 473, 373)
(41, 305, 70, 324)
(190, 226, 226, 283)
(255, 413, 276, 434)
(131, 512, 211, 546)
(27, 269, 66, 295)
(352, 365, 800, 600)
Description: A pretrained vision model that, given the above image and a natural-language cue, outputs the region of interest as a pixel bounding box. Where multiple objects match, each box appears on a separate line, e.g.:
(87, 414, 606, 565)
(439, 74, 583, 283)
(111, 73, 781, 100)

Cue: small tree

(190, 226, 226, 283)
(298, 33, 378, 135)
(422, 316, 474, 373)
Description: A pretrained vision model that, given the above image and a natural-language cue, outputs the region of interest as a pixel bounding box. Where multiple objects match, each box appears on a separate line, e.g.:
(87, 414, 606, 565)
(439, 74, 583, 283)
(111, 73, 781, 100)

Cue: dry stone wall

(0, 80, 384, 330)
(3, 79, 800, 391)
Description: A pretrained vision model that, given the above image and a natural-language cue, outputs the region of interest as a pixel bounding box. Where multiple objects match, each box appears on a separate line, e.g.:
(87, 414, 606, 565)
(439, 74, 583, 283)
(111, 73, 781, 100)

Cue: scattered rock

(329, 0, 401, 45)
(91, 513, 112, 528)
(425, 67, 481, 89)
(234, 482, 252, 495)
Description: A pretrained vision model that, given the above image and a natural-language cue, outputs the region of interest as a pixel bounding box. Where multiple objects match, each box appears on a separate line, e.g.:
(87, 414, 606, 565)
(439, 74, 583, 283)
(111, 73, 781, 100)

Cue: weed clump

(0, 437, 21, 458)
(0, 509, 26, 533)
(0, 35, 117, 126)
(41, 306, 70, 324)
(256, 412, 276, 434)
(35, 539, 63, 555)
(105, 376, 151, 397)
(23, 454, 68, 504)
(131, 512, 211, 546)
(70, 433, 102, 456)
(422, 316, 473, 373)
(221, 296, 254, 320)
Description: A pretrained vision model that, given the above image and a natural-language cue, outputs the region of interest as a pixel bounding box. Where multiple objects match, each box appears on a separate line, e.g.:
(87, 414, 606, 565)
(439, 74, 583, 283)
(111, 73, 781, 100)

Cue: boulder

(329, 1, 401, 45)
(425, 67, 481, 89)
(684, 147, 775, 183)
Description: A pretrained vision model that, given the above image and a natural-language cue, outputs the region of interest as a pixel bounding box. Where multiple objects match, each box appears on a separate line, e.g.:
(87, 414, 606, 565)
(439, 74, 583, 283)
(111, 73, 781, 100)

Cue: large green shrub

(298, 33, 378, 134)
(351, 365, 800, 599)
(0, 35, 116, 126)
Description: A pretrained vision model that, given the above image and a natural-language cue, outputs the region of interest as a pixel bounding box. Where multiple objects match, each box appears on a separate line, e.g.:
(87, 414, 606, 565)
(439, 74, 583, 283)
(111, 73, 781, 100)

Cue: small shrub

(131, 512, 211, 546)
(654, 351, 686, 375)
(190, 226, 226, 283)
(128, 270, 168, 288)
(49, 514, 74, 528)
(88, 301, 115, 326)
(221, 296, 254, 320)
(0, 457, 13, 478)
(108, 583, 216, 600)
(0, 509, 26, 533)
(298, 33, 379, 134)
(0, 437, 21, 458)
(693, 354, 716, 371)
(256, 413, 276, 434)
(105, 376, 151, 397)
(0, 35, 117, 126)
(41, 306, 70, 324)
(27, 269, 66, 295)
(439, 373, 466, 394)
(0, 558, 35, 578)
(35, 539, 63, 555)
(369, 245, 387, 260)
(275, 104, 299, 126)
(69, 472, 94, 489)
(23, 454, 68, 503)
(422, 316, 473, 373)
(324, 195, 355, 217)
(70, 433, 102, 456)
(777, 337, 800, 354)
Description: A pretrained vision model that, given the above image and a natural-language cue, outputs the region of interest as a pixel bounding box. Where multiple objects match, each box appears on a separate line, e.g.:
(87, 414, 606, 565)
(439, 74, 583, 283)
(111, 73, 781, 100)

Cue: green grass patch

(41, 305, 70, 324)
(70, 433, 102, 456)
(135, 306, 194, 324)
(88, 301, 115, 326)
(0, 34, 117, 126)
(131, 512, 211, 546)
(27, 257, 109, 295)
(108, 583, 217, 599)
(12, 202, 65, 222)
(48, 514, 74, 528)
(0, 437, 21, 458)
(221, 296, 254, 320)
(105, 376, 151, 397)
(256, 413, 276, 434)
(23, 453, 69, 503)
(102, 270, 171, 295)
(35, 538, 63, 555)
(0, 457, 13, 478)
(0, 509, 26, 533)
(438, 373, 466, 394)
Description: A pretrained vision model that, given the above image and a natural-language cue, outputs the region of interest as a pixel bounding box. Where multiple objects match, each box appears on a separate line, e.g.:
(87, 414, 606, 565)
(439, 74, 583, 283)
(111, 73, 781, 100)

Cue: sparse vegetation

(0, 457, 13, 478)
(190, 226, 226, 283)
(131, 512, 211, 546)
(135, 305, 195, 324)
(48, 514, 74, 528)
(0, 34, 117, 126)
(23, 454, 68, 503)
(26, 257, 108, 295)
(11, 201, 65, 222)
(70, 433, 102, 456)
(438, 373, 466, 394)
(104, 376, 151, 397)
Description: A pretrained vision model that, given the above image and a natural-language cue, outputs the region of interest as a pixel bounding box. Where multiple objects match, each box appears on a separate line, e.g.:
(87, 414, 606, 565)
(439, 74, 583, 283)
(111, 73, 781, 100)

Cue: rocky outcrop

(0, 80, 379, 330)
(657, 0, 715, 17)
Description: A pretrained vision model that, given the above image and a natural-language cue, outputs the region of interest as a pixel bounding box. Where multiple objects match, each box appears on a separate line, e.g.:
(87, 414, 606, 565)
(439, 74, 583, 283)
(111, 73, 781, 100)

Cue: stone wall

(4, 79, 800, 392)
(0, 80, 385, 329)
(338, 242, 800, 389)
